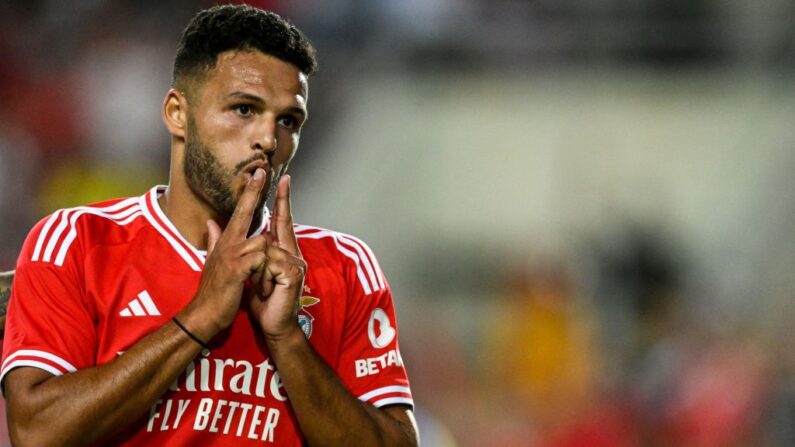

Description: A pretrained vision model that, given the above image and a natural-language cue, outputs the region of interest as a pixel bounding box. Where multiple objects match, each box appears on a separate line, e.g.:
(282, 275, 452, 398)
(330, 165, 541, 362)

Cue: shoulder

(19, 195, 144, 267)
(294, 223, 380, 264)
(295, 223, 387, 297)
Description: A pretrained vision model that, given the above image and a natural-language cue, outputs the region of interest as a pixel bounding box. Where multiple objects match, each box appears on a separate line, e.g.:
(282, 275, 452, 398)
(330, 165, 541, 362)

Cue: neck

(161, 138, 232, 250)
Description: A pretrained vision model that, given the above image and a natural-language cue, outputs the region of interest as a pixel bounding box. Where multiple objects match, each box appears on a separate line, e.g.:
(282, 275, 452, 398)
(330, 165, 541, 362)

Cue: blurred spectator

(655, 336, 773, 446)
(481, 255, 616, 445)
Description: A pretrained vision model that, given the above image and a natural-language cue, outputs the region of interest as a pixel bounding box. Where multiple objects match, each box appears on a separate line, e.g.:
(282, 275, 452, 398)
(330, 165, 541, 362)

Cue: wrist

(172, 316, 210, 349)
(264, 323, 306, 352)
(175, 303, 223, 345)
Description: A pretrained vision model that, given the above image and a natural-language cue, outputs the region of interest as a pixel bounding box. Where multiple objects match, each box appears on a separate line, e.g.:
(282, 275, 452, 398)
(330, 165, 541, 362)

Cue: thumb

(206, 219, 222, 255)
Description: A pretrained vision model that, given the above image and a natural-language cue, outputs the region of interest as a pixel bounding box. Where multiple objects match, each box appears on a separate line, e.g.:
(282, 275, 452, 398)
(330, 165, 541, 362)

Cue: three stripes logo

(119, 290, 161, 317)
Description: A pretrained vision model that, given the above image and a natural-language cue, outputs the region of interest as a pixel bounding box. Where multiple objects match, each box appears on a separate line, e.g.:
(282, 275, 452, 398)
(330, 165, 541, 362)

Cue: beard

(183, 118, 280, 230)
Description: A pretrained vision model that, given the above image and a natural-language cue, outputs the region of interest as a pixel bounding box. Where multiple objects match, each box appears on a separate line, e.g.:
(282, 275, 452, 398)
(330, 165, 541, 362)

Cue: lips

(239, 159, 269, 180)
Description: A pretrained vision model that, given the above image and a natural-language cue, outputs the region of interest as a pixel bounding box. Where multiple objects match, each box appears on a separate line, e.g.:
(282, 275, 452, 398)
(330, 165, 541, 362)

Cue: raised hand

(183, 168, 269, 338)
(249, 175, 307, 342)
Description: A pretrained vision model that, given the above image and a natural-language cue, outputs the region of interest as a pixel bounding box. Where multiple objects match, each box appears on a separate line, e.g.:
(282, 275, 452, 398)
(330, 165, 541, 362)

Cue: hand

(249, 175, 307, 342)
(186, 168, 269, 336)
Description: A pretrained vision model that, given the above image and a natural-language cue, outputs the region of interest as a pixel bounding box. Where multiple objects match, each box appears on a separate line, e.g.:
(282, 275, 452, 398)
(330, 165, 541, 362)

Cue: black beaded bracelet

(172, 317, 209, 350)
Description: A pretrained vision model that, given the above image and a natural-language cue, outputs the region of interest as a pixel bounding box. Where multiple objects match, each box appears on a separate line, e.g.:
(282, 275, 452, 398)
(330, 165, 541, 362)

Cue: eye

(278, 115, 299, 129)
(233, 104, 254, 116)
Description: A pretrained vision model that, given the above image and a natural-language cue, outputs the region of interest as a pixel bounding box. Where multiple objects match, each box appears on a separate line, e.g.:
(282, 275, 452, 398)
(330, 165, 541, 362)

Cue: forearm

(267, 328, 417, 447)
(7, 313, 206, 446)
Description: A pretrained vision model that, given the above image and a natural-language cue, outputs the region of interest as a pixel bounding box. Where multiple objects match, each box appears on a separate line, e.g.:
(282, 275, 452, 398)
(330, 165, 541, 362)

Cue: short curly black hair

(173, 4, 317, 94)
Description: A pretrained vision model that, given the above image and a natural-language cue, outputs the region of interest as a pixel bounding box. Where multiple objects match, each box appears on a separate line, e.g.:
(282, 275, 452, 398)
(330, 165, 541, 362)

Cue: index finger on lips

(273, 175, 301, 256)
(226, 168, 266, 240)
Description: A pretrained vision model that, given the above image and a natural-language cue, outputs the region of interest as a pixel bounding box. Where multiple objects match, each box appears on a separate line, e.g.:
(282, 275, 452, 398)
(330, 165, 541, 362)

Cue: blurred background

(1, 0, 795, 445)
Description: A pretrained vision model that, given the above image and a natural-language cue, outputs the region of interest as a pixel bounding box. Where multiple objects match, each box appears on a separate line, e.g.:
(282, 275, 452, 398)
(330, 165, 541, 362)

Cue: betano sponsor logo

(355, 349, 404, 378)
(367, 307, 395, 348)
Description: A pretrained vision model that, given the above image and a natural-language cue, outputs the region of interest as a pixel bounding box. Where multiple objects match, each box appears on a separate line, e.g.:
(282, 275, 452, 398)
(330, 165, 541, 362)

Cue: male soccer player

(1, 5, 417, 446)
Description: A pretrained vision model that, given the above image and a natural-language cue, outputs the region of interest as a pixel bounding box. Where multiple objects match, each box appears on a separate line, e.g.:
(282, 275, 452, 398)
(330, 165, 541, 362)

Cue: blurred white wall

(295, 70, 795, 310)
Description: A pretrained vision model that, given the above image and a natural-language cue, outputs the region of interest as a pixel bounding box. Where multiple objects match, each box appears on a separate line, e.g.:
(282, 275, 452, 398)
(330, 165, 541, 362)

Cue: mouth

(239, 159, 269, 182)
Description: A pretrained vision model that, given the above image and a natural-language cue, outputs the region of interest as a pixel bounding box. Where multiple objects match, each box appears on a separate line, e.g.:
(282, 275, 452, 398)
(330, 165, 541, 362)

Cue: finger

(206, 219, 222, 255)
(233, 234, 268, 283)
(264, 262, 275, 282)
(251, 262, 265, 287)
(264, 231, 273, 247)
(238, 252, 265, 296)
(264, 257, 306, 291)
(265, 246, 306, 280)
(242, 251, 267, 275)
(272, 175, 301, 256)
(262, 274, 274, 297)
(268, 179, 279, 246)
(236, 234, 268, 256)
(226, 168, 266, 241)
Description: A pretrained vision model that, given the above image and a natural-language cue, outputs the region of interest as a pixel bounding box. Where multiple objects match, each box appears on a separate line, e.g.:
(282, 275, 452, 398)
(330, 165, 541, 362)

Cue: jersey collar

(139, 185, 270, 272)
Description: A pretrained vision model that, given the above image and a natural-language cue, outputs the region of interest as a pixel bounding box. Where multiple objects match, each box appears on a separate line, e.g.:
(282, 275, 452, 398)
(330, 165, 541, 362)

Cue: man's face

(183, 50, 308, 224)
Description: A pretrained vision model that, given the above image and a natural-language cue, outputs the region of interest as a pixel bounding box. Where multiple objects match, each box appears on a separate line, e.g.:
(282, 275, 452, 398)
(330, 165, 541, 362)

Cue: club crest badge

(297, 285, 320, 338)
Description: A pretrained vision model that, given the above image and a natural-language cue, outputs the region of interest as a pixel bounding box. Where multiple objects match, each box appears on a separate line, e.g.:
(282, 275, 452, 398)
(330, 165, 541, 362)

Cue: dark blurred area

(2, 1, 795, 446)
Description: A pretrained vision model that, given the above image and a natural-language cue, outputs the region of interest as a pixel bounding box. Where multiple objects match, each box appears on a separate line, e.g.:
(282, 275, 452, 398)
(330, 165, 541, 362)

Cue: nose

(252, 116, 277, 155)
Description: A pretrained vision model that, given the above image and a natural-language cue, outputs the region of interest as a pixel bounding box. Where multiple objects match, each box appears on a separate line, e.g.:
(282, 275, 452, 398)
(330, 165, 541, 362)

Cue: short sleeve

(1, 216, 97, 385)
(334, 235, 413, 409)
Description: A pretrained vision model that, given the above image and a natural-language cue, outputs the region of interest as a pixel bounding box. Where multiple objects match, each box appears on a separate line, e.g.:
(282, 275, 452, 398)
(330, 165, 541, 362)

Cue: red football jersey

(1, 186, 413, 446)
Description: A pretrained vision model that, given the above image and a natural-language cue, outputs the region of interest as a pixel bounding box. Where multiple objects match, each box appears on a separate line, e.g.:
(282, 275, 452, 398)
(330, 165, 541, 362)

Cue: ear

(162, 88, 188, 139)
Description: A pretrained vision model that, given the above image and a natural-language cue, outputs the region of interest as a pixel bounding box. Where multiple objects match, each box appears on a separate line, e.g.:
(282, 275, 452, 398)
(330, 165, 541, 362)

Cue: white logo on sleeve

(119, 290, 161, 317)
(367, 308, 396, 348)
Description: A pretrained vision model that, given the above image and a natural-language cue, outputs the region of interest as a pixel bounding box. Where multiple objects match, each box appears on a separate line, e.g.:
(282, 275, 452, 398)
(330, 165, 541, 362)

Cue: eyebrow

(227, 91, 307, 119)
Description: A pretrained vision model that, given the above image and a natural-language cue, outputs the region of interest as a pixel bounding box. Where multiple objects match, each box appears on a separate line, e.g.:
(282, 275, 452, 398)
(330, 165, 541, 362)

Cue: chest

(80, 233, 348, 368)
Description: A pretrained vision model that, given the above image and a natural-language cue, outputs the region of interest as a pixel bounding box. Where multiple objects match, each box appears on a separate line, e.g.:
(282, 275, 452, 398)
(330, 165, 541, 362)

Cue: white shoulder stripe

(296, 230, 374, 295)
(115, 210, 143, 226)
(32, 198, 141, 265)
(337, 234, 383, 292)
(47, 199, 139, 263)
(54, 202, 141, 266)
(350, 235, 386, 290)
(42, 209, 73, 262)
(31, 210, 63, 262)
(55, 205, 140, 265)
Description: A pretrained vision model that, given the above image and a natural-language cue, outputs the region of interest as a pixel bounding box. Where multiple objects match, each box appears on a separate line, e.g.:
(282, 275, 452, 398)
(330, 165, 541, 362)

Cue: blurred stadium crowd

(2, 0, 795, 446)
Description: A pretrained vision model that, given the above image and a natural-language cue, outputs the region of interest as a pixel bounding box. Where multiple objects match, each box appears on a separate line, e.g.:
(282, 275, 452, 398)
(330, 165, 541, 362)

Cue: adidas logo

(120, 290, 161, 317)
